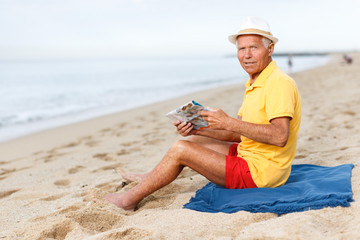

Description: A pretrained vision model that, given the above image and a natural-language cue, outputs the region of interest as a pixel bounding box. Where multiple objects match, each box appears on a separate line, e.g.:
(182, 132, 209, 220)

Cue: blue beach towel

(184, 164, 354, 215)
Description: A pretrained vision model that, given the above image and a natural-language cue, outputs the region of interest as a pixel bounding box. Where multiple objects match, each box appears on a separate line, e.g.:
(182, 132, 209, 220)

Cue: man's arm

(174, 120, 241, 142)
(196, 128, 241, 142)
(200, 109, 290, 147)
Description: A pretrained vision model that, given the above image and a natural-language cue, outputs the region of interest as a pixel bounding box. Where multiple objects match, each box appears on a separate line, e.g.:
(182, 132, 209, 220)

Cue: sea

(0, 55, 329, 143)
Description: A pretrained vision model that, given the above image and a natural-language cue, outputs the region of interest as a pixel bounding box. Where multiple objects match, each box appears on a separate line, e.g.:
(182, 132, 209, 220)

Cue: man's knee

(171, 140, 192, 154)
(169, 140, 201, 166)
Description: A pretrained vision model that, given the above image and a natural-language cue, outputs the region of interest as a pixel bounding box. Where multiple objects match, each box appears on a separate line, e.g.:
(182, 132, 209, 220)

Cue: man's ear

(268, 42, 275, 56)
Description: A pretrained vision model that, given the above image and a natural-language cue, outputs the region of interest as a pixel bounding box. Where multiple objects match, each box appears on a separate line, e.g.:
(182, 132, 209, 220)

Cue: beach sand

(1, 54, 360, 239)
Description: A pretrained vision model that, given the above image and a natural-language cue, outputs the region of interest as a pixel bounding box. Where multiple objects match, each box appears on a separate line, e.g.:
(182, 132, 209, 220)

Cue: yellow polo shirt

(238, 61, 301, 188)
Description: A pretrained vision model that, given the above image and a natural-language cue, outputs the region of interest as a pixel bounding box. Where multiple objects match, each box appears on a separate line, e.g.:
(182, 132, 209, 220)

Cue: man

(104, 16, 301, 210)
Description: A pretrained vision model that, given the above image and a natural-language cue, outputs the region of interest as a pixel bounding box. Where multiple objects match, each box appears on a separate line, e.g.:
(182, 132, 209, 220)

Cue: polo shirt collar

(244, 61, 277, 89)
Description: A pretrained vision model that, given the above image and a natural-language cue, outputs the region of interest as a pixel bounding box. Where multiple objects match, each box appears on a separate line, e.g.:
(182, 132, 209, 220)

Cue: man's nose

(244, 48, 252, 58)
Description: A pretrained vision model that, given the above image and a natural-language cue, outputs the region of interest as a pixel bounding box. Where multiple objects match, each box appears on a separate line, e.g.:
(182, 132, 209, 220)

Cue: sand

(1, 54, 360, 239)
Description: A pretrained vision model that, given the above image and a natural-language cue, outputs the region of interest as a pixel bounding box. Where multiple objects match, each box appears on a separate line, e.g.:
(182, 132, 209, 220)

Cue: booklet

(166, 100, 209, 130)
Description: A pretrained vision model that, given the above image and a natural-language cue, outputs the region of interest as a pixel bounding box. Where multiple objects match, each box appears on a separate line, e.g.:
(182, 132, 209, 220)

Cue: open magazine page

(166, 100, 209, 130)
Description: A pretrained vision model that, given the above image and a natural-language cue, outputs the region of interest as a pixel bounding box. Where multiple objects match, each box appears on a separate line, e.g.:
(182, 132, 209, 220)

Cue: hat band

(238, 28, 273, 36)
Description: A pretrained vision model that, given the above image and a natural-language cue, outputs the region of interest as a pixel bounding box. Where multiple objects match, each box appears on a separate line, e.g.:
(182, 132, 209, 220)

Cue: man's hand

(199, 108, 230, 130)
(200, 108, 290, 147)
(174, 120, 198, 137)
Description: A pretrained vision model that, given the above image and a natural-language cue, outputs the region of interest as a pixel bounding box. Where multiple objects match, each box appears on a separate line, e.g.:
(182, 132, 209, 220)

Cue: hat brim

(228, 32, 278, 45)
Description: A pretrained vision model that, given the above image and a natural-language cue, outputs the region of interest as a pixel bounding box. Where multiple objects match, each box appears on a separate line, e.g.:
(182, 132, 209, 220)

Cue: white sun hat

(228, 16, 278, 45)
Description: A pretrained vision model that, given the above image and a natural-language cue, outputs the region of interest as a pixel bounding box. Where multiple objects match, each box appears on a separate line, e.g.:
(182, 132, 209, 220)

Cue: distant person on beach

(103, 16, 302, 210)
(288, 54, 293, 72)
(343, 54, 353, 64)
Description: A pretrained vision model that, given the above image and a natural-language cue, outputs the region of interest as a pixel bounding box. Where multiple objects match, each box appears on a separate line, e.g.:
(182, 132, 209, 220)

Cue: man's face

(236, 35, 274, 80)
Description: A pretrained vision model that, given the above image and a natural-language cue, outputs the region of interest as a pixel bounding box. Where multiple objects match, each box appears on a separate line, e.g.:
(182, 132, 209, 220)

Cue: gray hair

(262, 37, 272, 49)
(236, 36, 273, 49)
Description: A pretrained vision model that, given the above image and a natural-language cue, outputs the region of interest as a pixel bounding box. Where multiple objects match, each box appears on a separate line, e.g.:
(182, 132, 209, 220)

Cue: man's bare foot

(104, 193, 137, 211)
(116, 168, 148, 183)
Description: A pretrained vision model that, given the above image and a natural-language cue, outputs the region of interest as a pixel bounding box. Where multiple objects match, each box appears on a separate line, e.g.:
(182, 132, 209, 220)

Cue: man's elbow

(274, 135, 288, 147)
(276, 140, 288, 148)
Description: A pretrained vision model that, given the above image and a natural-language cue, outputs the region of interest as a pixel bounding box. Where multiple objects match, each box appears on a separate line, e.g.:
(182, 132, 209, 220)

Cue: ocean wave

(0, 55, 328, 142)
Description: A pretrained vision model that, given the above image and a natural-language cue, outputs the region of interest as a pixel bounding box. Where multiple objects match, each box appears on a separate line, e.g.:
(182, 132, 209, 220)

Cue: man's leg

(117, 136, 233, 183)
(104, 139, 232, 210)
(116, 168, 148, 183)
(187, 135, 234, 154)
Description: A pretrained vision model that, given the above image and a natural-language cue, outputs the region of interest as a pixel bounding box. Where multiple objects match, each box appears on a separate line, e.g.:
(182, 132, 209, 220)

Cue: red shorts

(225, 143, 258, 189)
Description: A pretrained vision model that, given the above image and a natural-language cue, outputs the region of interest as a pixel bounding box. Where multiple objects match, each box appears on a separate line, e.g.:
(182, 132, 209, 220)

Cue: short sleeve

(265, 78, 296, 121)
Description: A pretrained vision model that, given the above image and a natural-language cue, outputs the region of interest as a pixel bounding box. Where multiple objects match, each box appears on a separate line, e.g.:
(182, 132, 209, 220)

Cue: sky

(1, 0, 360, 59)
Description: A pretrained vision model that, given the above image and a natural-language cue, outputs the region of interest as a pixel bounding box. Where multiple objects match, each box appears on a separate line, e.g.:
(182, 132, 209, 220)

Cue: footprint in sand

(0, 166, 30, 179)
(114, 131, 126, 137)
(29, 201, 125, 238)
(98, 128, 115, 137)
(100, 128, 112, 133)
(63, 140, 82, 148)
(91, 163, 123, 173)
(327, 124, 337, 131)
(58, 204, 82, 214)
(0, 189, 21, 199)
(294, 154, 307, 159)
(68, 165, 85, 174)
(42, 152, 66, 163)
(93, 153, 114, 161)
(85, 140, 101, 147)
(65, 206, 124, 232)
(342, 110, 356, 116)
(37, 220, 73, 240)
(121, 140, 140, 147)
(118, 122, 128, 128)
(78, 136, 100, 147)
(43, 154, 55, 163)
(41, 193, 67, 201)
(54, 179, 71, 187)
(0, 167, 16, 178)
(345, 124, 355, 129)
(117, 149, 131, 156)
